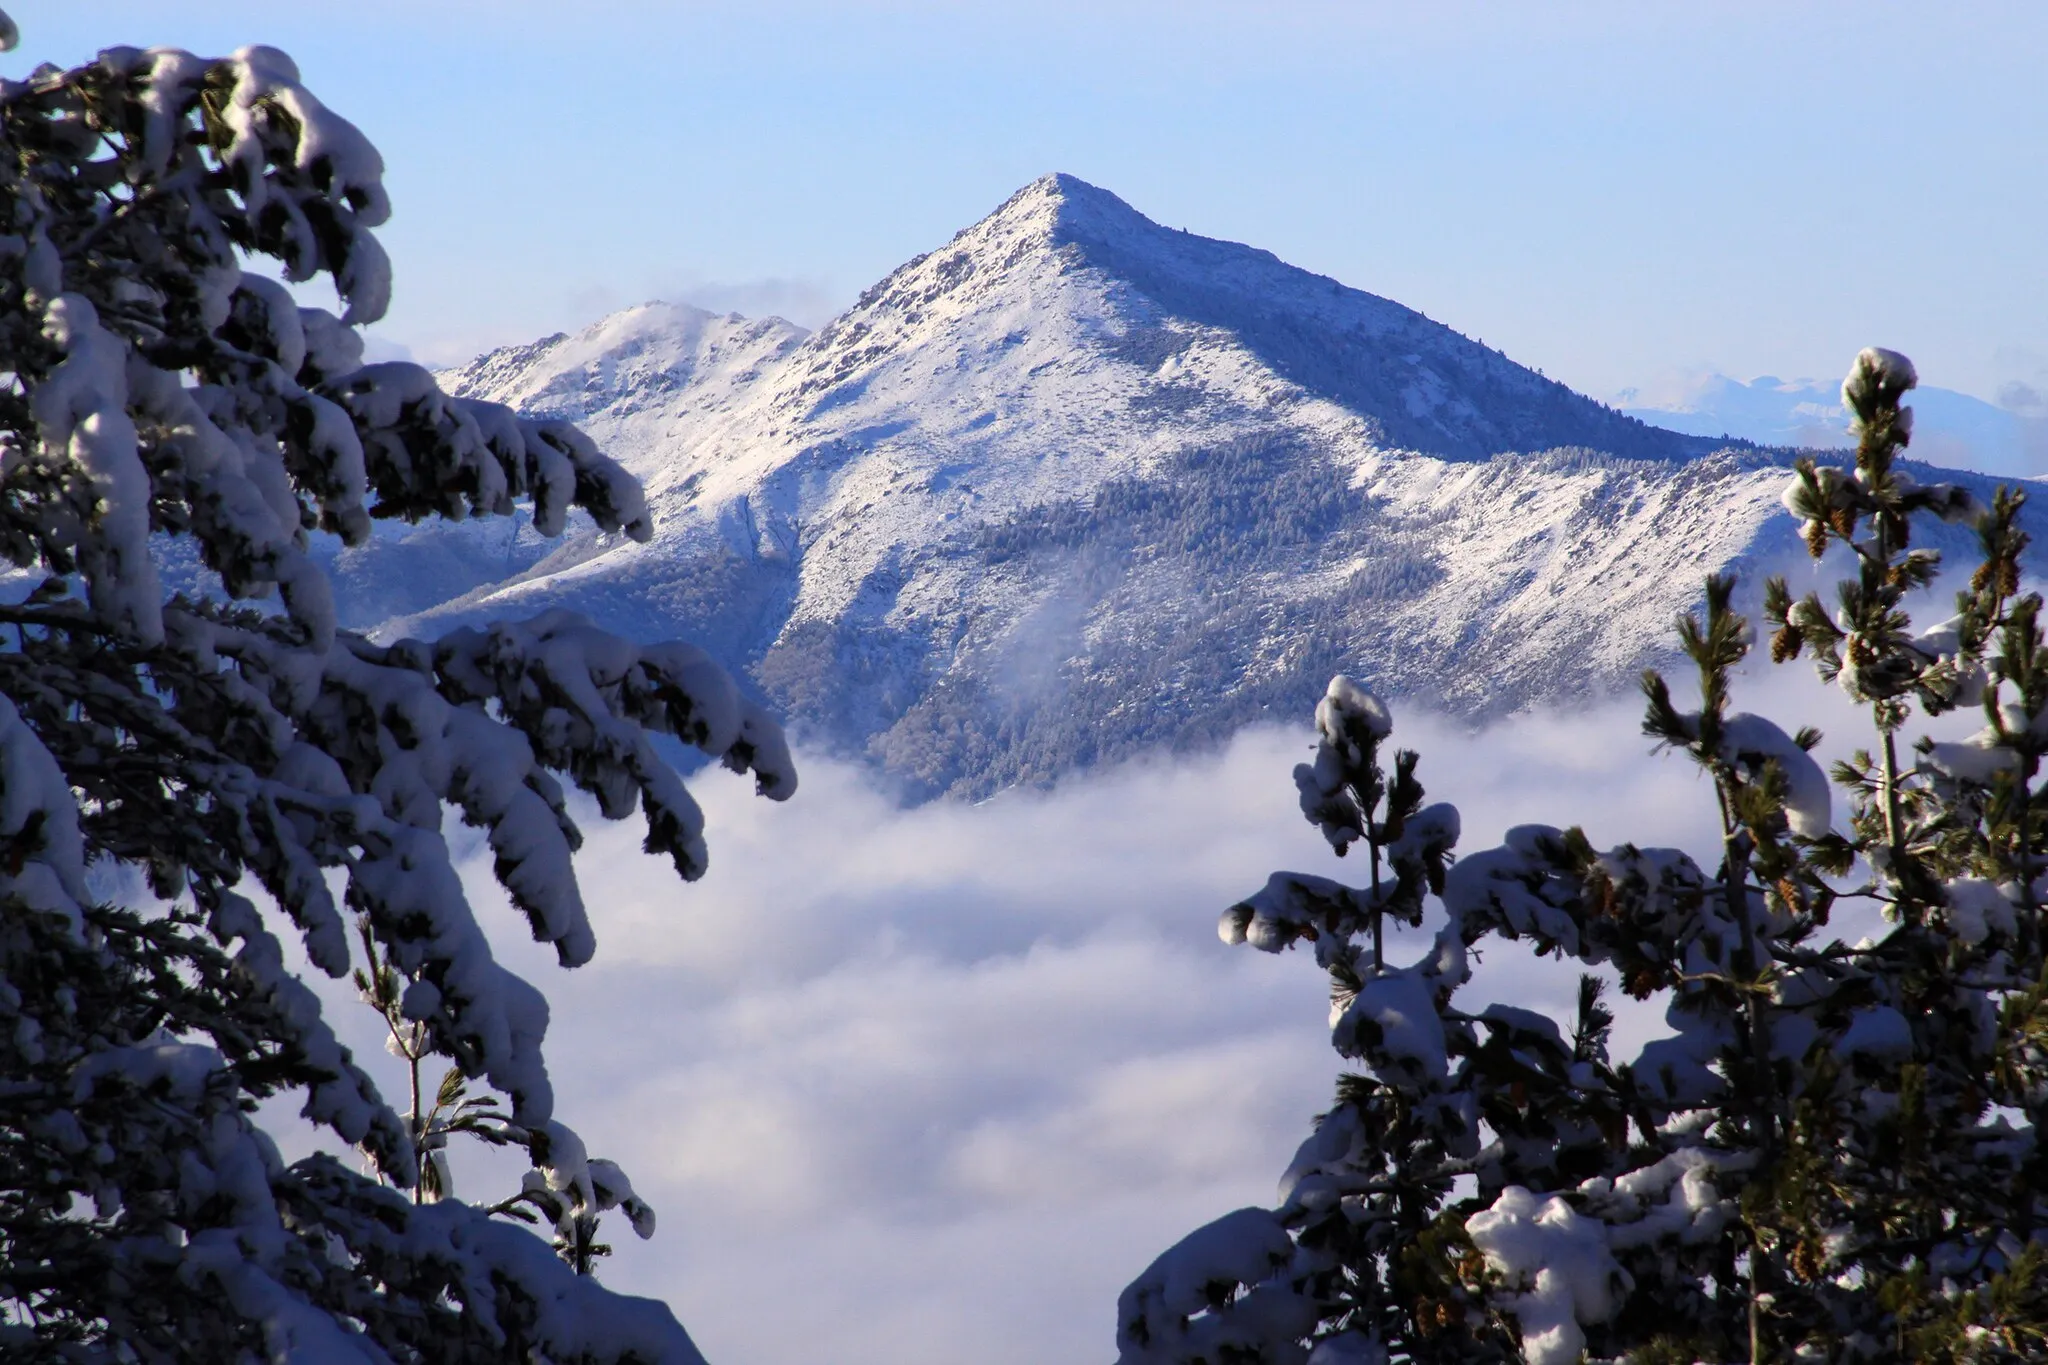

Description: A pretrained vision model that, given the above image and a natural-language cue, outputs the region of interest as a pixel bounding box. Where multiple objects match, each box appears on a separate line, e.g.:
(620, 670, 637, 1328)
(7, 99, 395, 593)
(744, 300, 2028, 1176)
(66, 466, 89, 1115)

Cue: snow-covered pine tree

(1117, 349, 2047, 1364)
(0, 22, 794, 1362)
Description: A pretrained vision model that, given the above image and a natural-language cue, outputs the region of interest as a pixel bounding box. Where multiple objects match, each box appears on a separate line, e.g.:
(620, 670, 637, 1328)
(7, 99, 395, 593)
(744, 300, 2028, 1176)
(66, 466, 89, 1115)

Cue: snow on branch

(0, 32, 777, 1361)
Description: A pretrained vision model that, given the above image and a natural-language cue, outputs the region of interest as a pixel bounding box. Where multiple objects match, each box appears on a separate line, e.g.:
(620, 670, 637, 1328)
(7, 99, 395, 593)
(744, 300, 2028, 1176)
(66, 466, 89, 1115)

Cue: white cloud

(662, 275, 845, 330)
(434, 704, 1712, 1361)
(274, 649, 1969, 1365)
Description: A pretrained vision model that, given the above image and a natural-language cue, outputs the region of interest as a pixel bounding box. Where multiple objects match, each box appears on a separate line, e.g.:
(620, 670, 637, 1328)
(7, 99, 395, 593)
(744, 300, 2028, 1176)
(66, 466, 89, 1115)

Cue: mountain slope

(376, 174, 2023, 799)
(441, 300, 809, 427)
(1025, 175, 1710, 462)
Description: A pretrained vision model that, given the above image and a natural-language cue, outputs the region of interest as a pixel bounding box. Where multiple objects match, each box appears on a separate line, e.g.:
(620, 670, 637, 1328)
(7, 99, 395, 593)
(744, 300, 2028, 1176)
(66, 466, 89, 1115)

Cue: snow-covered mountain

(340, 174, 2024, 799)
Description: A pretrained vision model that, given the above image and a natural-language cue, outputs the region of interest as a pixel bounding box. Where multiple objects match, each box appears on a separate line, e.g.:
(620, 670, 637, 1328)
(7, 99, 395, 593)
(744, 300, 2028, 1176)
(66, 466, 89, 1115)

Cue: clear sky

(16, 2, 2046, 404)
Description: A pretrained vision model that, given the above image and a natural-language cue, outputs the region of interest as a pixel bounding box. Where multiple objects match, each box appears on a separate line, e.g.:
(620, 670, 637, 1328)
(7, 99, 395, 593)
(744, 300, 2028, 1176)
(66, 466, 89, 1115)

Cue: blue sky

(19, 3, 2045, 403)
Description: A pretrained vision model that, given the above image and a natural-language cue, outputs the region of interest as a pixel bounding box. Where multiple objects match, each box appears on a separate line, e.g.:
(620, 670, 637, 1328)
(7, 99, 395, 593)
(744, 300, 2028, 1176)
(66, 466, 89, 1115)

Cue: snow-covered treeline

(0, 22, 791, 1362)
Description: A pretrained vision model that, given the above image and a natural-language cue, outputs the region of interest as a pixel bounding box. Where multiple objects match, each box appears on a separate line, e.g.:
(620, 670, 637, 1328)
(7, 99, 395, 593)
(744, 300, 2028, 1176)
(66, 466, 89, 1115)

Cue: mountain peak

(369, 174, 1922, 803)
(970, 171, 1258, 267)
(988, 171, 1145, 230)
(804, 173, 1717, 463)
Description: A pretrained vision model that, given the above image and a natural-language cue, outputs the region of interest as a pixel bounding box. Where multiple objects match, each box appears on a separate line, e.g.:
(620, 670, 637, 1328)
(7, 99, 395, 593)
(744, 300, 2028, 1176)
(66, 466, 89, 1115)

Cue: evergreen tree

(0, 22, 794, 1362)
(1118, 348, 2048, 1363)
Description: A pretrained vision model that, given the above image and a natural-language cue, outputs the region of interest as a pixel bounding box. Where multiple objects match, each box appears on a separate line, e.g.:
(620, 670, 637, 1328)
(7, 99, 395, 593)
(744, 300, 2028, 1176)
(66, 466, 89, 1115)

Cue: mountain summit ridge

(803, 172, 1714, 463)
(383, 174, 2017, 798)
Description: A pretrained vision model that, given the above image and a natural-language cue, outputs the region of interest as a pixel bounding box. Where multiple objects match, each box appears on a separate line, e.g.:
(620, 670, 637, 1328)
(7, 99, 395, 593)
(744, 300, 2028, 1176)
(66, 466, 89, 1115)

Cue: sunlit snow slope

(365, 174, 2020, 799)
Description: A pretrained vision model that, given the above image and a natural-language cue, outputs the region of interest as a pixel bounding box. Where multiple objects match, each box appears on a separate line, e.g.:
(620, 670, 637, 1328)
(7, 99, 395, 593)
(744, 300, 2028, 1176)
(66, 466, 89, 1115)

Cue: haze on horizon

(12, 1, 2046, 414)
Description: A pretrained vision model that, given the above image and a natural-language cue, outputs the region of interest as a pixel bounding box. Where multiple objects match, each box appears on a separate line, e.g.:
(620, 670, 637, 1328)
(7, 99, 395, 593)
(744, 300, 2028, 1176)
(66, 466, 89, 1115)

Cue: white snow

(1925, 727, 2021, 784)
(1465, 1185, 1628, 1365)
(1317, 675, 1392, 746)
(1115, 1205, 1318, 1365)
(413, 172, 1836, 777)
(1842, 346, 1918, 419)
(1942, 878, 2019, 944)
(32, 295, 164, 645)
(0, 40, 771, 1365)
(1585, 1146, 1739, 1251)
(1333, 967, 1448, 1083)
(1719, 712, 1832, 837)
(1120, 1205, 1293, 1320)
(0, 694, 88, 930)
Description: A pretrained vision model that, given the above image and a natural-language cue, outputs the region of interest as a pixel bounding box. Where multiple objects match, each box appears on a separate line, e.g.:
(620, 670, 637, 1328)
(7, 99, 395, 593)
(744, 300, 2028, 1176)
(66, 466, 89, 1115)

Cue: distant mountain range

(317, 174, 2033, 800)
(1619, 372, 2047, 478)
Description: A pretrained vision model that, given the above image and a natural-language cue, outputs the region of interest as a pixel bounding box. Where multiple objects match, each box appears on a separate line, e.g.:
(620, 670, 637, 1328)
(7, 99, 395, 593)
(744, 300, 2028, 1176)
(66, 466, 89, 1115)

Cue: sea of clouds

(280, 652, 1945, 1365)
(188, 576, 2001, 1365)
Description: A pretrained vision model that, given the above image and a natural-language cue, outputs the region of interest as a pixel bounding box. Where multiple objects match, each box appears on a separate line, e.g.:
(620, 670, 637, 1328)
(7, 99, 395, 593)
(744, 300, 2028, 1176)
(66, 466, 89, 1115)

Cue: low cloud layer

(281, 658, 1946, 1364)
